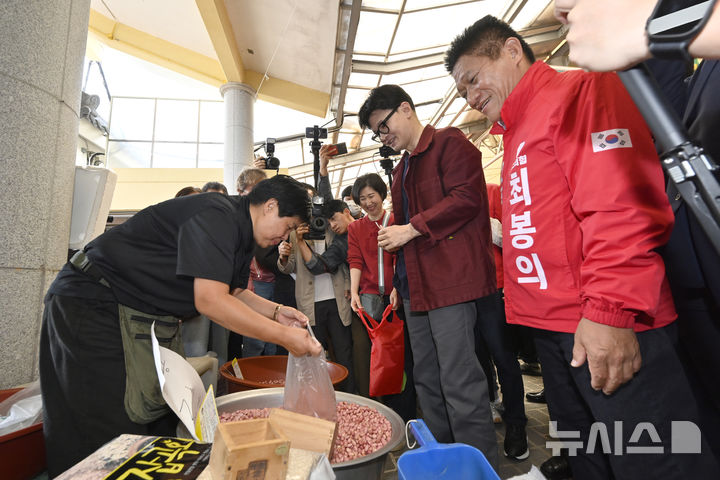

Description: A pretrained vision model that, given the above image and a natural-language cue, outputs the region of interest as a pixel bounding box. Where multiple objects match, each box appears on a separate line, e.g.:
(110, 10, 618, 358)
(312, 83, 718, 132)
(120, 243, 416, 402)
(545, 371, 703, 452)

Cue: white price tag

(231, 357, 243, 379)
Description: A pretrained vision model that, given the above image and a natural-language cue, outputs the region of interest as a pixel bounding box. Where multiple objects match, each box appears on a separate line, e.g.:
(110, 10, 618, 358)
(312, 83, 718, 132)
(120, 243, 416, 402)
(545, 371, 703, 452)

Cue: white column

(219, 82, 255, 193)
(0, 0, 92, 388)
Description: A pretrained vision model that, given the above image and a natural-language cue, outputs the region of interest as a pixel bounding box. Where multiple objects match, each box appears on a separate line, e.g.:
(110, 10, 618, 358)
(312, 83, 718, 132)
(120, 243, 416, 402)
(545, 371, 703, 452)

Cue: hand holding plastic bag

(283, 325, 337, 422)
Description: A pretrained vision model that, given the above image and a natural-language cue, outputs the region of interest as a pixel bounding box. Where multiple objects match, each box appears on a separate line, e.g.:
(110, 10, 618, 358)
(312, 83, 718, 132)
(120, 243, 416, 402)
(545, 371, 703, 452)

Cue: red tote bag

(357, 304, 405, 396)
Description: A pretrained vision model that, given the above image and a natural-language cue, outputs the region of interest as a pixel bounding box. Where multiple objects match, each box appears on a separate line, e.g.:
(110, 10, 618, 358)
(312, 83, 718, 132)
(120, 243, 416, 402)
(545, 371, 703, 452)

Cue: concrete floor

(381, 372, 552, 480)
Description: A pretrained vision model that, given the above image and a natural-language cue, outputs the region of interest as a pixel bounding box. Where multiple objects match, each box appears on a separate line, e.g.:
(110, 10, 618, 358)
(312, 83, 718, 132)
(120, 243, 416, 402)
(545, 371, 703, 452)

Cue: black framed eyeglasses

(371, 106, 399, 142)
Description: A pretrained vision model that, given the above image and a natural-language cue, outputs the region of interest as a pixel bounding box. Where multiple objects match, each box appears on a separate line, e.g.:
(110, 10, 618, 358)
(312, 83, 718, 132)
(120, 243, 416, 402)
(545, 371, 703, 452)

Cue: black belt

(69, 250, 110, 288)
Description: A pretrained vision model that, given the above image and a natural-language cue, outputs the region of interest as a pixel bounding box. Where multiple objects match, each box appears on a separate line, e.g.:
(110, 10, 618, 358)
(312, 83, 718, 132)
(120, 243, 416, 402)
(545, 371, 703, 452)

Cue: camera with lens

(302, 124, 332, 240)
(264, 138, 280, 169)
(379, 145, 398, 158)
(304, 195, 327, 240)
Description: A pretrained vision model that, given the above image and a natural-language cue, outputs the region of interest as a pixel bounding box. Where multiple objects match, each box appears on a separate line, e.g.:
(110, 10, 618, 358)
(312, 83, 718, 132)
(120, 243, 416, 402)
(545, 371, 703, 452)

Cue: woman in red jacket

(347, 173, 396, 316)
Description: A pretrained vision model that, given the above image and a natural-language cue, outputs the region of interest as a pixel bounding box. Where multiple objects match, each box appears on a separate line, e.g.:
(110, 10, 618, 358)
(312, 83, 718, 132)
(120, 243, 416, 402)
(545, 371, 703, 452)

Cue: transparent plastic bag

(283, 326, 337, 422)
(0, 380, 43, 437)
(308, 454, 335, 480)
(286, 449, 335, 480)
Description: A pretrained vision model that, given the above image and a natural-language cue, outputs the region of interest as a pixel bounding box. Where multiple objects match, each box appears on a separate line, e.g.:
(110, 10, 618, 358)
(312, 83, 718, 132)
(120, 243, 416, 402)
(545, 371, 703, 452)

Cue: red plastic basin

(219, 355, 348, 393)
(0, 387, 46, 480)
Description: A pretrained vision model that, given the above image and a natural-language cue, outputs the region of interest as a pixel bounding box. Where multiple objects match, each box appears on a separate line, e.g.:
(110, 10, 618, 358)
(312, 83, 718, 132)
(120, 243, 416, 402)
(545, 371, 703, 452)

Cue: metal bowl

(185, 388, 404, 480)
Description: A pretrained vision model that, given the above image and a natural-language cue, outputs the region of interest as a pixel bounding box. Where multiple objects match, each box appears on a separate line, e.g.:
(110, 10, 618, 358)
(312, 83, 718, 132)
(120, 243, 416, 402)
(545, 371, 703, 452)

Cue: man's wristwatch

(646, 0, 717, 62)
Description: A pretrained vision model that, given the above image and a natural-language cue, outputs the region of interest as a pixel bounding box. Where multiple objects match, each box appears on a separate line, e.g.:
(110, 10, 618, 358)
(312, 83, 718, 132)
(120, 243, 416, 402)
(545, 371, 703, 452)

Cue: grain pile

(219, 402, 392, 463)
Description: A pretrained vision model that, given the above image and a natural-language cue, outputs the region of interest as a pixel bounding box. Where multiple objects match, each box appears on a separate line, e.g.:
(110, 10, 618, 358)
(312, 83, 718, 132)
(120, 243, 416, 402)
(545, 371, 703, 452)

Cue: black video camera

(379, 145, 400, 186)
(379, 145, 399, 158)
(304, 195, 327, 241)
(379, 145, 399, 169)
(305, 126, 328, 139)
(264, 138, 280, 169)
(302, 125, 331, 240)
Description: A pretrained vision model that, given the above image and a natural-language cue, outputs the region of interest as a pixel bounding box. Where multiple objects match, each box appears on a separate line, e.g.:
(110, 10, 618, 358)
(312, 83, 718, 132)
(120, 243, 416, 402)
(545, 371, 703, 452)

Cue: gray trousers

(404, 300, 499, 469)
(182, 314, 229, 367)
(182, 314, 210, 357)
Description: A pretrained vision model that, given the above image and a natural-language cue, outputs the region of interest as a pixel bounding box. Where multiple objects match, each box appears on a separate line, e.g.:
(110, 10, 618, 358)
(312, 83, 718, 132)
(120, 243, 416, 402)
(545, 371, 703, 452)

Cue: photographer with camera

(277, 151, 356, 393)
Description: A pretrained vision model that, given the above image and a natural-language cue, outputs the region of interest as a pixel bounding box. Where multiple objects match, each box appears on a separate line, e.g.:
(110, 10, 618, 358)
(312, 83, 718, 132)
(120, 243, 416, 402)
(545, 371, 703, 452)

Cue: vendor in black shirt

(39, 175, 322, 477)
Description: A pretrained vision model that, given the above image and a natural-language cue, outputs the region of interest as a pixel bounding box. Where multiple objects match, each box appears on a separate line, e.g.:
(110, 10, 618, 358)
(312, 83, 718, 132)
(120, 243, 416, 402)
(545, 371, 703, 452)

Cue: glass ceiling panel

(337, 132, 361, 149)
(381, 64, 449, 86)
(416, 103, 442, 123)
(343, 88, 373, 114)
(354, 12, 398, 55)
(510, 0, 551, 30)
(436, 114, 453, 128)
(362, 0, 403, 10)
(348, 72, 380, 88)
(437, 104, 469, 127)
(253, 100, 324, 144)
(360, 133, 379, 149)
(387, 45, 447, 62)
(400, 76, 454, 106)
(352, 53, 386, 62)
(456, 109, 483, 127)
(405, 0, 480, 10)
(340, 119, 362, 135)
(270, 139, 304, 168)
(391, 3, 493, 54)
(342, 165, 361, 182)
(404, 0, 485, 11)
(357, 161, 385, 180)
(447, 96, 466, 115)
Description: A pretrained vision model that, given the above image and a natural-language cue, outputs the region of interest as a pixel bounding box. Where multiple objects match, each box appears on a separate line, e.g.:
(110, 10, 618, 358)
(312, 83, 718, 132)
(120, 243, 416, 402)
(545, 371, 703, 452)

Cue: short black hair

(247, 175, 311, 223)
(341, 185, 353, 199)
(445, 15, 536, 73)
(352, 173, 388, 204)
(323, 199, 349, 218)
(358, 84, 415, 130)
(202, 181, 228, 194)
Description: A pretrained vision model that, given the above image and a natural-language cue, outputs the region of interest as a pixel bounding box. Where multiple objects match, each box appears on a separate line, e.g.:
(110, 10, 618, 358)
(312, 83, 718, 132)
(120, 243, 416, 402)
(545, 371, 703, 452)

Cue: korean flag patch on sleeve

(591, 129, 633, 152)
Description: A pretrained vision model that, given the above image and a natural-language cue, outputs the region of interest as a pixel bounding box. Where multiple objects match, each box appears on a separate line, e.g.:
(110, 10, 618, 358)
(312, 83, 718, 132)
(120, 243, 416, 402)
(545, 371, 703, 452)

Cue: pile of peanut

(218, 401, 392, 463)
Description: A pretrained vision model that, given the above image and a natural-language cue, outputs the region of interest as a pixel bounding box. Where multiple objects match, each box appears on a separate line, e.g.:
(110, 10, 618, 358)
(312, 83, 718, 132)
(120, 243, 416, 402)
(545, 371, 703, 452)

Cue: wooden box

(209, 419, 289, 480)
(268, 408, 337, 457)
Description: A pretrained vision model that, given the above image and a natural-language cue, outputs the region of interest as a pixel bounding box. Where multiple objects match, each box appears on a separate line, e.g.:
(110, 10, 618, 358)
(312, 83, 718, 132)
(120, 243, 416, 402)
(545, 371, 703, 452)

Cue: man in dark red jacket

(359, 84, 501, 468)
(447, 15, 718, 479)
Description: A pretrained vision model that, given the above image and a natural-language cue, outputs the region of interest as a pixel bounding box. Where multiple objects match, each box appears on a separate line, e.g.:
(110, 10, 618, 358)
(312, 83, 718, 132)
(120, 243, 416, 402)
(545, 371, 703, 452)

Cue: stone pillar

(0, 0, 91, 388)
(219, 82, 255, 193)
